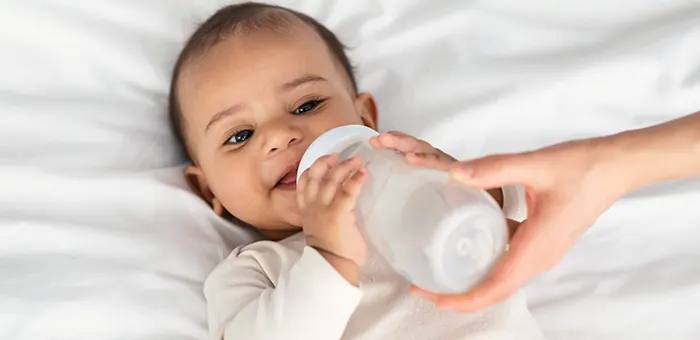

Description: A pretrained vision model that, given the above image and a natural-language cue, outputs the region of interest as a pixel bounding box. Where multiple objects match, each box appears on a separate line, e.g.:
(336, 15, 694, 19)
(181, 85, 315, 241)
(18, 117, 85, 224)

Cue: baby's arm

(204, 238, 362, 340)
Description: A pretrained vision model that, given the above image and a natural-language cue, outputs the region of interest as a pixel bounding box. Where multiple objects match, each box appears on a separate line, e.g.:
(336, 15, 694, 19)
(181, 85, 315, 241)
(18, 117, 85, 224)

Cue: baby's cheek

(208, 169, 255, 219)
(220, 187, 264, 222)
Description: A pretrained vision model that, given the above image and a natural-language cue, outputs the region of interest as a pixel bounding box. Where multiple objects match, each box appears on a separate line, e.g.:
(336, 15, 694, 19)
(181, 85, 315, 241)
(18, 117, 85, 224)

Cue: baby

(169, 3, 545, 340)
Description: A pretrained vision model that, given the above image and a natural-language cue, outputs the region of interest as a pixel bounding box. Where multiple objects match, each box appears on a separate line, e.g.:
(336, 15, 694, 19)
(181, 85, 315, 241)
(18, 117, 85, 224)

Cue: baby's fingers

(319, 156, 363, 205)
(296, 170, 309, 208)
(333, 168, 368, 212)
(303, 154, 340, 202)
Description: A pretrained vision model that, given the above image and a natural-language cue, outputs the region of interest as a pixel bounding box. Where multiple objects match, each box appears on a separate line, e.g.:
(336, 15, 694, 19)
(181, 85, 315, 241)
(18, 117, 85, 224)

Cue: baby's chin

(271, 188, 303, 227)
(284, 208, 303, 228)
(246, 203, 302, 241)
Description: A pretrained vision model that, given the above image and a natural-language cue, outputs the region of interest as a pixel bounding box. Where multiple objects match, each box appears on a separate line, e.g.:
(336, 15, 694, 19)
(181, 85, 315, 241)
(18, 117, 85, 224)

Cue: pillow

(0, 1, 251, 339)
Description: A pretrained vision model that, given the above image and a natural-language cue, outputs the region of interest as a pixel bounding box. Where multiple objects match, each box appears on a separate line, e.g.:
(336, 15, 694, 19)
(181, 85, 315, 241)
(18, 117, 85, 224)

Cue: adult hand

(411, 110, 700, 312)
(369, 131, 505, 207)
(410, 138, 626, 311)
(369, 131, 619, 310)
(369, 131, 458, 171)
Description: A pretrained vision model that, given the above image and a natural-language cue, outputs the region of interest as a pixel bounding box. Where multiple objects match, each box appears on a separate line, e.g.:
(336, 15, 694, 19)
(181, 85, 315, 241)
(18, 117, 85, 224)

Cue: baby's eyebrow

(204, 75, 326, 134)
(205, 104, 243, 133)
(279, 74, 327, 92)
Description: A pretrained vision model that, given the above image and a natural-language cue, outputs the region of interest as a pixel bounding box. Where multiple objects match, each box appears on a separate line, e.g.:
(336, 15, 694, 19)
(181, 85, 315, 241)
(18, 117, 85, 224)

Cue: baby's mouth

(275, 164, 298, 191)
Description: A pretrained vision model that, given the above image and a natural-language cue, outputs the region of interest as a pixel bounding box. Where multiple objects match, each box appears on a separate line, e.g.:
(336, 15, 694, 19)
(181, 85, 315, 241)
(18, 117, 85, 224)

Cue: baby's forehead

(180, 28, 343, 98)
(176, 21, 352, 153)
(190, 9, 321, 62)
(182, 19, 336, 81)
(176, 5, 356, 101)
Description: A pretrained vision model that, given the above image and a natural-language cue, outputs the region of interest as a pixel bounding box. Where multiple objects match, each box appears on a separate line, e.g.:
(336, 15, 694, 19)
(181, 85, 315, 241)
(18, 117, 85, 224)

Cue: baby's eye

(226, 129, 254, 145)
(293, 99, 324, 115)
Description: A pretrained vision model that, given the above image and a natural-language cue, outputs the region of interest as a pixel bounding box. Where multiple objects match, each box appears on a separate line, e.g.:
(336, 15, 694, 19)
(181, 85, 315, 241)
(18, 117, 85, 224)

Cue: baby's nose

(265, 127, 303, 155)
(269, 136, 299, 153)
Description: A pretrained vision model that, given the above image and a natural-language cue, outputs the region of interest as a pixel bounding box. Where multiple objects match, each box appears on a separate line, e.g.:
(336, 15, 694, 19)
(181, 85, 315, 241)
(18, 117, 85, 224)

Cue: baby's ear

(355, 92, 379, 130)
(184, 165, 225, 216)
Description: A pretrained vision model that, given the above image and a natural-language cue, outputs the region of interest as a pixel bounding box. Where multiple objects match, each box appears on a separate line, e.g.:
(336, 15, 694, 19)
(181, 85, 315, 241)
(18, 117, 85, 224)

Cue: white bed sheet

(1, 1, 699, 339)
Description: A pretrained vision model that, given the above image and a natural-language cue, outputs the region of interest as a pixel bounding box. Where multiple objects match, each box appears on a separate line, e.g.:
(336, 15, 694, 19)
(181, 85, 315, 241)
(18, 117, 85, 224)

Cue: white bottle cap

(297, 125, 379, 183)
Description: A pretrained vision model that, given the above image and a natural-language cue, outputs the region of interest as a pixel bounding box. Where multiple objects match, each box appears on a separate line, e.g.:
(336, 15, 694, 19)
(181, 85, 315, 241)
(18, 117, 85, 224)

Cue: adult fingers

(409, 267, 519, 312)
(449, 153, 540, 189)
(410, 219, 523, 304)
(370, 131, 436, 155)
(404, 152, 455, 172)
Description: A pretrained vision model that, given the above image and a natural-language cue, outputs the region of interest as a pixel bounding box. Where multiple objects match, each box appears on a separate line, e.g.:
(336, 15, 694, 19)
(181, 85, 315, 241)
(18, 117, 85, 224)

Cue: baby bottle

(296, 125, 509, 294)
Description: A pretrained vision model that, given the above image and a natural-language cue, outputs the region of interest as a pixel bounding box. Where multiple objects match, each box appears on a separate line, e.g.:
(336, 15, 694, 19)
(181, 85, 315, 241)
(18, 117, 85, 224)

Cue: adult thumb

(450, 153, 536, 189)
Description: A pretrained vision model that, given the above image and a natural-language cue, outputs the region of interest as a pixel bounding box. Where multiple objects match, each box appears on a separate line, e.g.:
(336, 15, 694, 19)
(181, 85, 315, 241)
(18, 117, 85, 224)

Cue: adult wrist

(595, 127, 664, 196)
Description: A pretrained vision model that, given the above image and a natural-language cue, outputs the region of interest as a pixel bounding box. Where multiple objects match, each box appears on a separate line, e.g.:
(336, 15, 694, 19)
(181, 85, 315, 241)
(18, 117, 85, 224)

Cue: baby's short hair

(169, 2, 358, 161)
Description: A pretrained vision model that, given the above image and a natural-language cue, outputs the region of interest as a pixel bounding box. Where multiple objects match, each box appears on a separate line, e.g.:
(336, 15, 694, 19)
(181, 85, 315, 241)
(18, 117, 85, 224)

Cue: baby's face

(178, 25, 377, 236)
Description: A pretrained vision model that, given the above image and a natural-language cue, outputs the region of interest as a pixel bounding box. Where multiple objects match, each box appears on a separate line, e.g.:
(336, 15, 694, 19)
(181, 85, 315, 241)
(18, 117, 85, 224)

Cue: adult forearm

(606, 111, 700, 194)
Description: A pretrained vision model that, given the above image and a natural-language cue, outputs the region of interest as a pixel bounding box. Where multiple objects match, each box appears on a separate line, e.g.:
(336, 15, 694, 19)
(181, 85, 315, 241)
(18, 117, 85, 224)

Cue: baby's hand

(369, 131, 457, 171)
(297, 154, 369, 273)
